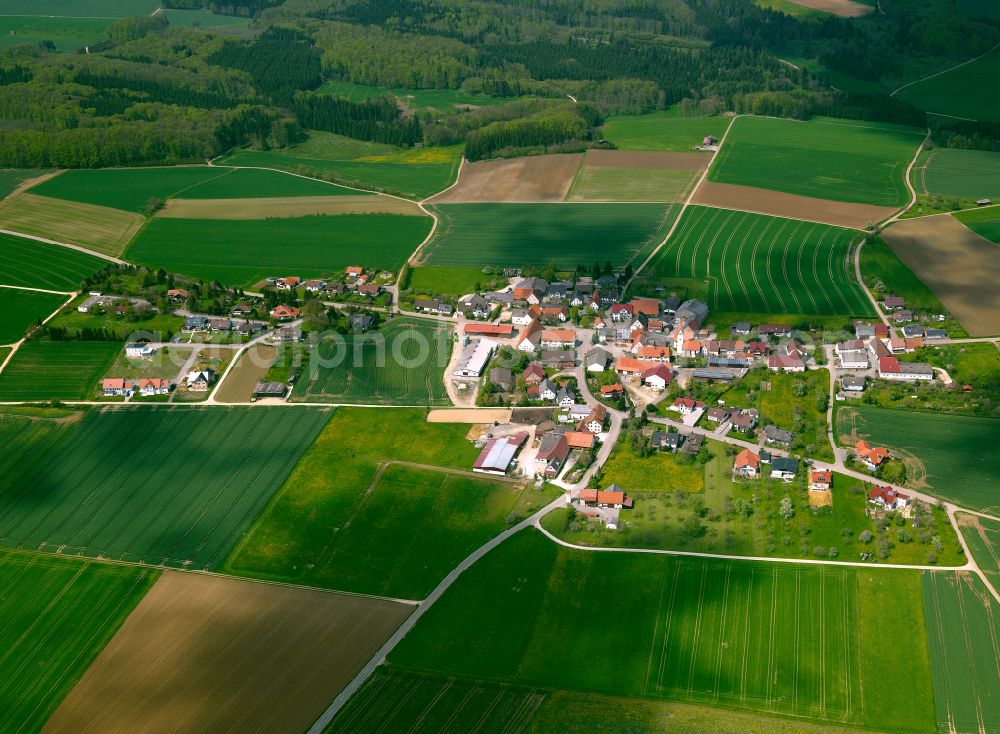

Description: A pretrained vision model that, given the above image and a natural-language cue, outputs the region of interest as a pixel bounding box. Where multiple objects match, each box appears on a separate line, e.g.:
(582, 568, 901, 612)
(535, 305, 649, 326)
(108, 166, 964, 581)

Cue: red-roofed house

(464, 323, 515, 337)
(671, 397, 705, 414)
(540, 328, 576, 349)
(522, 361, 545, 385)
(641, 364, 671, 390)
(615, 356, 658, 378)
(135, 377, 171, 396)
(345, 266, 364, 278)
(768, 354, 805, 372)
(809, 469, 832, 491)
(867, 485, 910, 511)
(733, 448, 760, 478)
(102, 378, 133, 397)
(610, 303, 634, 321)
(634, 344, 671, 362)
(601, 384, 624, 397)
(855, 440, 891, 470)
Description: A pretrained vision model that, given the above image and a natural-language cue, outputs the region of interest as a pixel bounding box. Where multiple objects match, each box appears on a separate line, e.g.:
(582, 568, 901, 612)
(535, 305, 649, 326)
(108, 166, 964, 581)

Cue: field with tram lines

(649, 206, 873, 316)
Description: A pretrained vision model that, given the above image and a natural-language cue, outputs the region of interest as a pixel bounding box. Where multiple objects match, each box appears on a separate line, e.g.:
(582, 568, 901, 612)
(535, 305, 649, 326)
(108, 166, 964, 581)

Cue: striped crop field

(0, 340, 120, 402)
(650, 206, 873, 316)
(922, 572, 1000, 734)
(0, 548, 157, 734)
(0, 232, 107, 291)
(0, 406, 331, 569)
(390, 529, 936, 732)
(0, 288, 67, 344)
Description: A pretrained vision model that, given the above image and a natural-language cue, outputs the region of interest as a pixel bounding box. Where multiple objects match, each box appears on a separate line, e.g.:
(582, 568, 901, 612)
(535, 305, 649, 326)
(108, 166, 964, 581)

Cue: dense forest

(0, 0, 996, 167)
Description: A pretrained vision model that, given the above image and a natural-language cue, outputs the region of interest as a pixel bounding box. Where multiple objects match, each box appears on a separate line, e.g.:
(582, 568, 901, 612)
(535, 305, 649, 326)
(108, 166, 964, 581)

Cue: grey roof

(489, 367, 513, 389)
(693, 368, 737, 380)
(842, 374, 866, 388)
(253, 381, 287, 396)
(924, 328, 947, 339)
(902, 324, 924, 338)
(586, 347, 610, 368)
(771, 457, 799, 474)
(763, 425, 793, 443)
(540, 350, 575, 364)
(349, 313, 374, 330)
(652, 431, 683, 448)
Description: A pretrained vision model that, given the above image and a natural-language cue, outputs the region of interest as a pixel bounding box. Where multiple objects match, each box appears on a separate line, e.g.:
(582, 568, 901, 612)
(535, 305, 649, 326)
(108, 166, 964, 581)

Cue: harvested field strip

(389, 529, 936, 732)
(427, 154, 583, 203)
(709, 116, 920, 206)
(921, 572, 1000, 734)
(650, 206, 871, 315)
(691, 181, 896, 229)
(293, 317, 452, 406)
(881, 215, 1000, 336)
(0, 340, 120, 401)
(126, 214, 433, 288)
(584, 150, 710, 170)
(0, 406, 331, 569)
(156, 195, 421, 219)
(214, 345, 277, 403)
(43, 571, 412, 734)
(0, 194, 143, 257)
(836, 405, 1000, 512)
(0, 289, 69, 344)
(0, 548, 156, 734)
(0, 232, 106, 291)
(421, 203, 671, 269)
(567, 167, 700, 203)
(324, 668, 547, 734)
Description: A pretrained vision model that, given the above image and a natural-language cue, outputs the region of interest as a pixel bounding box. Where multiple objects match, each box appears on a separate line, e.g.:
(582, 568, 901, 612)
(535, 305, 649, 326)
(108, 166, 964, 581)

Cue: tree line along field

(0, 340, 120, 402)
(921, 572, 1000, 734)
(44, 572, 412, 734)
(895, 44, 1000, 122)
(837, 405, 1000, 513)
(708, 117, 921, 207)
(224, 408, 557, 599)
(0, 406, 331, 569)
(219, 132, 463, 200)
(0, 548, 157, 734)
(650, 206, 873, 316)
(126, 214, 433, 288)
(0, 16, 111, 53)
(421, 203, 672, 269)
(388, 529, 937, 733)
(913, 148, 1000, 199)
(30, 166, 365, 213)
(292, 317, 452, 406)
(0, 233, 106, 291)
(0, 288, 67, 344)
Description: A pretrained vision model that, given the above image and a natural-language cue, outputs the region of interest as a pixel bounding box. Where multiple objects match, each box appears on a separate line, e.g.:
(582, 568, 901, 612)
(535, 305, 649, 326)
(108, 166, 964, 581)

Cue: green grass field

(954, 205, 1000, 244)
(0, 407, 79, 492)
(318, 80, 516, 111)
(389, 529, 936, 732)
(0, 340, 120, 401)
(403, 265, 507, 299)
(225, 408, 559, 597)
(649, 206, 873, 316)
(0, 406, 331, 568)
(325, 668, 546, 733)
(0, 16, 111, 52)
(1, 0, 158, 15)
(915, 148, 1000, 199)
(423, 203, 671, 269)
(0, 548, 157, 734)
(126, 213, 432, 287)
(922, 572, 1000, 734)
(896, 44, 1000, 122)
(219, 132, 462, 200)
(0, 169, 50, 200)
(957, 515, 1000, 589)
(156, 8, 252, 28)
(837, 405, 1000, 513)
(293, 318, 451, 405)
(0, 193, 144, 256)
(31, 167, 357, 213)
(708, 117, 921, 206)
(0, 288, 67, 344)
(568, 167, 697, 202)
(602, 111, 730, 152)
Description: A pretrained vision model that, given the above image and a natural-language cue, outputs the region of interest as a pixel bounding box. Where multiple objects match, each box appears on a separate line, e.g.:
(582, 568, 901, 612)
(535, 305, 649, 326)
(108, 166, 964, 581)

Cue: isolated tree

(858, 530, 873, 544)
(779, 496, 794, 520)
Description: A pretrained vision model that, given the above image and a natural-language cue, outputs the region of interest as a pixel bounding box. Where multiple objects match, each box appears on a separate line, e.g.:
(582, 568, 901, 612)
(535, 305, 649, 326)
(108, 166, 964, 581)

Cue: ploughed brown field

(691, 181, 896, 229)
(881, 215, 1000, 336)
(785, 0, 873, 16)
(583, 149, 710, 171)
(427, 153, 583, 202)
(43, 572, 412, 734)
(214, 344, 277, 403)
(156, 195, 422, 219)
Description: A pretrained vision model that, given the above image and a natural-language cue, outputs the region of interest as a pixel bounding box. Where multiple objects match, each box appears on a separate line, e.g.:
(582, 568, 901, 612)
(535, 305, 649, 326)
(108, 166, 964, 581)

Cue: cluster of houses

(265, 266, 389, 300)
(650, 429, 704, 455)
(835, 326, 937, 381)
(574, 484, 634, 530)
(182, 315, 267, 335)
(732, 448, 799, 481)
(78, 292, 151, 316)
(101, 377, 172, 397)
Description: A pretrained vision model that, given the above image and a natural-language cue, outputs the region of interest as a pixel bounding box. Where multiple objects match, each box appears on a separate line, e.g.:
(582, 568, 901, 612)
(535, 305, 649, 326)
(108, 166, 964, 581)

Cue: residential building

(641, 364, 671, 390)
(303, 279, 326, 292)
(600, 384, 624, 398)
(839, 350, 868, 369)
(706, 407, 731, 424)
(770, 457, 799, 480)
(125, 343, 155, 359)
(878, 357, 934, 381)
(579, 404, 607, 434)
(733, 448, 760, 477)
(135, 377, 170, 396)
(763, 425, 793, 445)
(459, 293, 491, 319)
(275, 325, 303, 343)
(867, 485, 910, 512)
(182, 316, 209, 332)
(516, 319, 542, 352)
(651, 431, 684, 452)
(730, 410, 757, 434)
(535, 433, 570, 477)
(842, 374, 866, 392)
(585, 347, 611, 372)
(345, 266, 364, 278)
(538, 378, 558, 402)
(348, 313, 375, 332)
(540, 328, 576, 349)
(489, 367, 513, 391)
(269, 305, 300, 321)
(185, 369, 216, 391)
(102, 378, 133, 397)
(855, 440, 891, 470)
(758, 324, 791, 339)
(522, 362, 545, 385)
(809, 469, 832, 491)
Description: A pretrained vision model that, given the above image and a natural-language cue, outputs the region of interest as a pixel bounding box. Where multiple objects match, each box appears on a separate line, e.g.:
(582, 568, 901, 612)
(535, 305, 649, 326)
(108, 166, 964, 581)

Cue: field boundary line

(890, 40, 1000, 99)
(0, 283, 74, 296)
(0, 228, 125, 265)
(623, 115, 738, 292)
(0, 290, 77, 376)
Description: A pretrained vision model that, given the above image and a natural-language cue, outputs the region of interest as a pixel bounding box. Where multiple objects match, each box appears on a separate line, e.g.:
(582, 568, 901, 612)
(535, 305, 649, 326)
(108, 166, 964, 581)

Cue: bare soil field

(881, 215, 1000, 336)
(583, 149, 710, 171)
(691, 181, 896, 229)
(427, 407, 513, 423)
(785, 0, 872, 16)
(43, 571, 412, 734)
(157, 194, 421, 219)
(214, 345, 276, 403)
(0, 193, 144, 256)
(427, 154, 582, 203)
